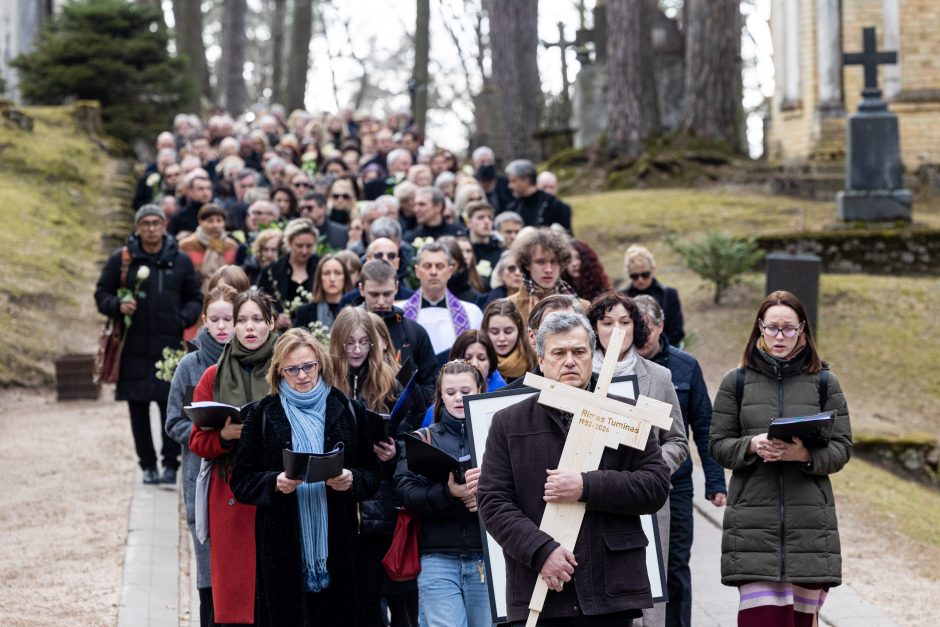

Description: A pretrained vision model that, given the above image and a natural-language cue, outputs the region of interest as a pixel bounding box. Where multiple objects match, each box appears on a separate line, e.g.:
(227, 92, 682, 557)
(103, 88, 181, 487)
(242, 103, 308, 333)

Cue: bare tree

(219, 0, 248, 115)
(412, 0, 430, 131)
(488, 0, 541, 161)
(606, 0, 660, 160)
(681, 0, 743, 150)
(172, 0, 212, 107)
(287, 0, 314, 111)
(270, 0, 287, 104)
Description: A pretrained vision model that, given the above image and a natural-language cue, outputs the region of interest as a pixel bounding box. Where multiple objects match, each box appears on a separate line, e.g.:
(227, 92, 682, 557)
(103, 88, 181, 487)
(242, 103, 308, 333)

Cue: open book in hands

(183, 401, 253, 430)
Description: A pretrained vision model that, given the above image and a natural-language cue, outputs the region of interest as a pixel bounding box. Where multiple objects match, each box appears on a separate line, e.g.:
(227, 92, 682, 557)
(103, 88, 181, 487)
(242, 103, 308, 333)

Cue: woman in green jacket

(709, 290, 852, 627)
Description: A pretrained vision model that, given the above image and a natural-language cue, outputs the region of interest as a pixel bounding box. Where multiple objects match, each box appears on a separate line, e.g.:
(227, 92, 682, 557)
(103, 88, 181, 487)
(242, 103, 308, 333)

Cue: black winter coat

(94, 234, 202, 402)
(231, 388, 381, 627)
(506, 189, 573, 234)
(477, 396, 670, 623)
(648, 336, 727, 496)
(623, 279, 685, 347)
(255, 253, 320, 313)
(376, 307, 438, 403)
(393, 412, 484, 554)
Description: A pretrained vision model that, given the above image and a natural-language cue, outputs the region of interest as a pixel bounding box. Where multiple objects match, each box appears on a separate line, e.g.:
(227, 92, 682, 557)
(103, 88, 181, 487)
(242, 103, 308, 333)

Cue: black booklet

(282, 443, 345, 483)
(388, 372, 419, 435)
(184, 401, 252, 429)
(366, 409, 391, 444)
(404, 433, 472, 484)
(768, 411, 836, 448)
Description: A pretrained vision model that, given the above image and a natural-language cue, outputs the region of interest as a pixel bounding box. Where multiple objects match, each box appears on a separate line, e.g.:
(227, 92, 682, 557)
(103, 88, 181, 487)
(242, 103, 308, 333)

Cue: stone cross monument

(837, 26, 912, 222)
(521, 327, 673, 627)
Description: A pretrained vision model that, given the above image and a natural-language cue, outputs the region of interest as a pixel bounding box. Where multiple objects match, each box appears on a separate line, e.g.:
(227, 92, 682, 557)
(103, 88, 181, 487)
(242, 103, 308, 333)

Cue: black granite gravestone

(765, 253, 821, 335)
(837, 27, 913, 222)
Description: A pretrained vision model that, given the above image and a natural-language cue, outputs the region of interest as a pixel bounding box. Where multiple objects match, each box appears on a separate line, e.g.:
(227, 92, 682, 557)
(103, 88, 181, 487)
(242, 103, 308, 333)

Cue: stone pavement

(114, 411, 898, 626)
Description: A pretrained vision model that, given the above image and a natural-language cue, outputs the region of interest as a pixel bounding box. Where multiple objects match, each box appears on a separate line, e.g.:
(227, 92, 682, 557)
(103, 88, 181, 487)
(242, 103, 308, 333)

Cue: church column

(882, 0, 901, 99)
(815, 0, 843, 115)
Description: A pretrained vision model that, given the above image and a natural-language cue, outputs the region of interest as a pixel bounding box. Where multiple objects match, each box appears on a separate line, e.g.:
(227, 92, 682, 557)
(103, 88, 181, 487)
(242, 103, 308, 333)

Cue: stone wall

(755, 227, 940, 274)
(768, 0, 940, 167)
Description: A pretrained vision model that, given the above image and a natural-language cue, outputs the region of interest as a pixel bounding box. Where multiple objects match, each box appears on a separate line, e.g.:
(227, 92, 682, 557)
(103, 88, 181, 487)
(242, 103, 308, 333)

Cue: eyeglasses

(759, 321, 803, 338)
(629, 272, 651, 281)
(331, 193, 352, 200)
(371, 251, 398, 261)
(282, 361, 318, 377)
(505, 265, 519, 273)
(138, 219, 164, 229)
(345, 339, 372, 353)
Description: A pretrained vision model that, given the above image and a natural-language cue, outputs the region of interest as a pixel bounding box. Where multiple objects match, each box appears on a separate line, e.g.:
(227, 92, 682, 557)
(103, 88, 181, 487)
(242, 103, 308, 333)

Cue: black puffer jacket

(709, 346, 851, 586)
(94, 233, 202, 401)
(255, 253, 320, 313)
(393, 411, 483, 554)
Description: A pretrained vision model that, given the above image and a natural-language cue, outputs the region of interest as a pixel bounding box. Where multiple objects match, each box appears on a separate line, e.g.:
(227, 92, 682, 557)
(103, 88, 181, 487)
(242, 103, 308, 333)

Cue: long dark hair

(585, 291, 649, 352)
(431, 360, 486, 424)
(741, 290, 822, 373)
(482, 299, 537, 369)
(233, 287, 277, 324)
(566, 240, 611, 301)
(449, 330, 499, 379)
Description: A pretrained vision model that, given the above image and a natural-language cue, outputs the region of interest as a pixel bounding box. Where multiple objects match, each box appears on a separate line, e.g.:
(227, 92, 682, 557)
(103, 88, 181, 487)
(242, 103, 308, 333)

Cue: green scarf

(213, 334, 277, 407)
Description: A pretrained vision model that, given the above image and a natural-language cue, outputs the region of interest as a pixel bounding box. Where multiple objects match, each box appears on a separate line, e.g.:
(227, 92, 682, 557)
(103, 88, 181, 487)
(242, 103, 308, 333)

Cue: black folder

(183, 401, 252, 429)
(282, 443, 345, 483)
(403, 433, 472, 484)
(768, 411, 836, 448)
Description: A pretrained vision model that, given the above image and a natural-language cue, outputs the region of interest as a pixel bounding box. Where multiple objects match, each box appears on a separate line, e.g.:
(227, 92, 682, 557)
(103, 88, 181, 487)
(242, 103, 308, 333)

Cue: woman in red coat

(190, 289, 277, 624)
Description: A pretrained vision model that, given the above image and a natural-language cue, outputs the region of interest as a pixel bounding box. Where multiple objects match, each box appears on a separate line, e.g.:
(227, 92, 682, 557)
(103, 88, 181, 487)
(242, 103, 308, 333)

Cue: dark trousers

(127, 400, 180, 471)
(510, 612, 636, 626)
(666, 490, 694, 627)
(358, 533, 419, 627)
(198, 587, 215, 627)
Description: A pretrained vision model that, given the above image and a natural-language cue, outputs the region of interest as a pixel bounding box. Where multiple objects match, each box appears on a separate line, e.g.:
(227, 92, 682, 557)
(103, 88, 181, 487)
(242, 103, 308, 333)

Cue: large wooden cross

(522, 327, 673, 627)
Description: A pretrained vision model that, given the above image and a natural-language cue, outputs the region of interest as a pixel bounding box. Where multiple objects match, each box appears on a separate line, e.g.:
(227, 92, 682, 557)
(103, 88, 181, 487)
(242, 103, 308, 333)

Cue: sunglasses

(331, 193, 352, 200)
(371, 251, 399, 261)
(293, 181, 312, 188)
(629, 272, 652, 281)
(282, 361, 318, 378)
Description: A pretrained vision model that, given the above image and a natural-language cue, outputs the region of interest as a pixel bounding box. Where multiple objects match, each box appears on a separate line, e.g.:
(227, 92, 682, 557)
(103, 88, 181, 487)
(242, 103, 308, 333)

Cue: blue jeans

(418, 553, 492, 627)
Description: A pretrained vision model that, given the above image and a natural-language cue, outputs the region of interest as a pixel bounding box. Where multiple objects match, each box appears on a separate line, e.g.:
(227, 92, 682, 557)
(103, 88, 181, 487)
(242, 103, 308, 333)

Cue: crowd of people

(94, 106, 852, 627)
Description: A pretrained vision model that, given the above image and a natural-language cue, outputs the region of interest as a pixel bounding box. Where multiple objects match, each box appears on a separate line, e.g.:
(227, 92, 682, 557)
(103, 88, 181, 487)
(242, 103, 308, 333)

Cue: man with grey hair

(506, 158, 572, 233)
(300, 191, 347, 250)
(402, 241, 483, 356)
(493, 210, 524, 248)
(403, 186, 467, 242)
(472, 145, 513, 213)
(386, 147, 413, 178)
(262, 155, 287, 189)
(477, 311, 670, 625)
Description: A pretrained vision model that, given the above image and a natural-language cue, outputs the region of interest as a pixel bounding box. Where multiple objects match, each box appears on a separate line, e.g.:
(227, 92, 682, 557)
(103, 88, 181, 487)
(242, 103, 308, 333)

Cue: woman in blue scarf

(231, 328, 381, 626)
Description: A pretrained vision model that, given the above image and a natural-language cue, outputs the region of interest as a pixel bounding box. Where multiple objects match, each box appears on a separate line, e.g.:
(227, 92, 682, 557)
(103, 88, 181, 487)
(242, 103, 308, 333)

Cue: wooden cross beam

(523, 327, 673, 627)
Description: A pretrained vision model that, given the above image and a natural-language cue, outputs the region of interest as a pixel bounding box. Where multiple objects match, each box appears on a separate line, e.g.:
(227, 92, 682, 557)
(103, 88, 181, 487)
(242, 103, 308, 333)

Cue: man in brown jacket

(477, 313, 671, 626)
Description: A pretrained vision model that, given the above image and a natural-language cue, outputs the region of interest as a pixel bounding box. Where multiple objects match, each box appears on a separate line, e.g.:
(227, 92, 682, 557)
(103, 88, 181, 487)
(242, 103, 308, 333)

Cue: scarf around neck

(498, 345, 530, 381)
(213, 334, 276, 407)
(279, 377, 331, 592)
(402, 288, 470, 337)
(195, 325, 225, 365)
(195, 226, 227, 254)
(521, 272, 575, 300)
(592, 345, 639, 377)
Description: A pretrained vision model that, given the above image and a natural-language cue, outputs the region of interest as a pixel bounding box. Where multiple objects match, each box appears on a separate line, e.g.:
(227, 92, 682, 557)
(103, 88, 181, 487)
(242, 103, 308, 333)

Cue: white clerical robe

(397, 300, 483, 355)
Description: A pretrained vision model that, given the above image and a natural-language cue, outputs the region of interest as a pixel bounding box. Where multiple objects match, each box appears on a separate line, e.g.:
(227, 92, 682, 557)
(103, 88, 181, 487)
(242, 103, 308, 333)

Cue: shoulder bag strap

(119, 246, 131, 288)
(819, 367, 830, 411)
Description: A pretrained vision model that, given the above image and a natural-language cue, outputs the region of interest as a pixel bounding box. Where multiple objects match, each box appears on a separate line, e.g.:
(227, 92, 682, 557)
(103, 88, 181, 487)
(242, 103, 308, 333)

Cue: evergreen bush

(666, 230, 764, 304)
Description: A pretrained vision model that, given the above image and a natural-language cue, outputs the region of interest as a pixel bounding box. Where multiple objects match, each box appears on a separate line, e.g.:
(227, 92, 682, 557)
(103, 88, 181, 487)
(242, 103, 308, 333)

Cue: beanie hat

(135, 203, 166, 223)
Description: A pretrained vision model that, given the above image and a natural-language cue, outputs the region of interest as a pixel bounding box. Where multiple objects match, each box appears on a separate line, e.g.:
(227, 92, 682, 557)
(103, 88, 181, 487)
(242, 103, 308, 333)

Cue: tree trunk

(412, 0, 430, 131)
(681, 0, 743, 150)
(488, 0, 541, 162)
(270, 0, 287, 105)
(286, 0, 314, 112)
(219, 0, 248, 116)
(172, 0, 212, 108)
(606, 0, 660, 161)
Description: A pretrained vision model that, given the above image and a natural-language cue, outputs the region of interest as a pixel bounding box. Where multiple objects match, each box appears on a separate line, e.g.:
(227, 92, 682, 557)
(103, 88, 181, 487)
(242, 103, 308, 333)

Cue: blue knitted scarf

(279, 377, 331, 592)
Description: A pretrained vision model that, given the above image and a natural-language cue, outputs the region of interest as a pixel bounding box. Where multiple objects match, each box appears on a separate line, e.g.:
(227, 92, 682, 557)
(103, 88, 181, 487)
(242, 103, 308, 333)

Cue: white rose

(476, 259, 493, 278)
(136, 266, 151, 280)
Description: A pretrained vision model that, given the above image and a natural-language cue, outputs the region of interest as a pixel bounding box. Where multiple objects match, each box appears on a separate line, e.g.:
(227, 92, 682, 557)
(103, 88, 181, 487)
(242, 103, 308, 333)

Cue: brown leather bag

(93, 248, 131, 384)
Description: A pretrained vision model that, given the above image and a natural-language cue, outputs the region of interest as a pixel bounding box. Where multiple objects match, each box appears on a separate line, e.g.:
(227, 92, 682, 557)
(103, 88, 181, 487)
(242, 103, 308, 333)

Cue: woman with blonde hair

(256, 218, 320, 330)
(231, 328, 380, 625)
(622, 244, 685, 347)
(245, 229, 283, 284)
(328, 308, 398, 413)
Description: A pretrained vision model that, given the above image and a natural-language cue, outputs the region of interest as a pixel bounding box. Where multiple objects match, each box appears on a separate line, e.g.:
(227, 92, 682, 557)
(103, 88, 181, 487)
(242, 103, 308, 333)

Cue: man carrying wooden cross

(478, 313, 671, 626)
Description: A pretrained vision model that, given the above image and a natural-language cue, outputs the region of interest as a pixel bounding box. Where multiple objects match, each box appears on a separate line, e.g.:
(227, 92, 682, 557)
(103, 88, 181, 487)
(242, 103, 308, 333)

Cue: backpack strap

(818, 367, 830, 411)
(414, 427, 431, 444)
(735, 367, 745, 413)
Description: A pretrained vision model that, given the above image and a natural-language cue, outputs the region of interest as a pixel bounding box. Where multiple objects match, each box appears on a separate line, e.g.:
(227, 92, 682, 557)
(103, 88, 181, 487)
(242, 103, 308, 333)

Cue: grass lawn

(0, 105, 120, 385)
(571, 186, 940, 436)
